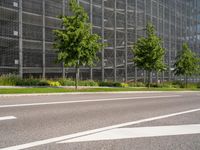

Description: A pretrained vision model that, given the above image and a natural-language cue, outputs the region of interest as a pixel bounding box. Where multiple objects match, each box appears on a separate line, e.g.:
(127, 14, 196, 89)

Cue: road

(0, 92, 200, 150)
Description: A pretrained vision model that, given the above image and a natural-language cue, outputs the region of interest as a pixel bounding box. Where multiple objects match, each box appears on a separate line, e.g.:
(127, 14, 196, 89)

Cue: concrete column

(168, 4, 172, 82)
(62, 0, 66, 78)
(174, 0, 177, 81)
(42, 0, 46, 79)
(114, 0, 117, 82)
(101, 0, 105, 81)
(90, 0, 93, 80)
(150, 0, 153, 83)
(19, 0, 23, 78)
(134, 0, 137, 82)
(125, 0, 128, 82)
(162, 0, 165, 82)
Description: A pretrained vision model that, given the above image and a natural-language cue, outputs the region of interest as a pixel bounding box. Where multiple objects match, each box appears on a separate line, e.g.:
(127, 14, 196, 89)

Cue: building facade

(0, 0, 199, 81)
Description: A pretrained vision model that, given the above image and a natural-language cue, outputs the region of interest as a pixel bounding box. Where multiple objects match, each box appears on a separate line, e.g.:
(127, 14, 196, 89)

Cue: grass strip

(0, 87, 200, 94)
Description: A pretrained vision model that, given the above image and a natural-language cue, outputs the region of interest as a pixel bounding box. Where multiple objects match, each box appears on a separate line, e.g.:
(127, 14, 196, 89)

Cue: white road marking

(59, 124, 200, 143)
(2, 107, 200, 150)
(0, 95, 180, 108)
(0, 116, 16, 121)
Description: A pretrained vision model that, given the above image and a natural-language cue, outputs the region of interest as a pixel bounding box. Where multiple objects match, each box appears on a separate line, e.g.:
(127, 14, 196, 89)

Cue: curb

(0, 91, 166, 97)
(0, 91, 199, 97)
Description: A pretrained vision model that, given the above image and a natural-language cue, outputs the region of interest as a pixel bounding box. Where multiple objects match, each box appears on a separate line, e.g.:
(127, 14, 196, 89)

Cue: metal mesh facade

(0, 0, 199, 81)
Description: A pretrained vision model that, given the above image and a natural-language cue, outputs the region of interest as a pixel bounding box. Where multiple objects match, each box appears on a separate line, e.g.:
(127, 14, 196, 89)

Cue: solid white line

(0, 95, 180, 108)
(2, 107, 200, 150)
(59, 124, 200, 143)
(0, 91, 199, 97)
(0, 91, 166, 97)
(0, 116, 16, 121)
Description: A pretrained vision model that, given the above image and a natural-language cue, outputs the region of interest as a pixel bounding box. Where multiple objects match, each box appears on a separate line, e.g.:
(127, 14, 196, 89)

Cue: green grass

(0, 87, 199, 94)
(0, 88, 74, 94)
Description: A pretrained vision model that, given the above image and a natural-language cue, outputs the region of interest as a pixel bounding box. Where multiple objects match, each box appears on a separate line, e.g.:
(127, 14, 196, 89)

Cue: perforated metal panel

(0, 0, 199, 82)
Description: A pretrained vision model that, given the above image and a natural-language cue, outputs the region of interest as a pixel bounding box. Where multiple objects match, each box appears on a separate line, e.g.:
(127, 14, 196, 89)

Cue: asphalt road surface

(0, 92, 200, 150)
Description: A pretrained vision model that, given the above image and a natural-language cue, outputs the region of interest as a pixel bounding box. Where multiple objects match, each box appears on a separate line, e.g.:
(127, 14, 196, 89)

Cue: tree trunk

(62, 62, 65, 79)
(155, 72, 158, 84)
(75, 64, 79, 90)
(148, 71, 151, 88)
(185, 75, 188, 88)
(143, 70, 146, 84)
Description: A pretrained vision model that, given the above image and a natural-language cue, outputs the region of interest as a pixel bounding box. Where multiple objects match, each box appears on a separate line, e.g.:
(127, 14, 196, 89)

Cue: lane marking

(59, 124, 200, 143)
(0, 91, 168, 97)
(2, 107, 200, 150)
(0, 116, 16, 121)
(0, 95, 180, 108)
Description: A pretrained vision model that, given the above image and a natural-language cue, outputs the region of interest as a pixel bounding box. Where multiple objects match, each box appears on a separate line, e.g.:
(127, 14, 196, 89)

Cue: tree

(132, 23, 166, 88)
(53, 0, 102, 90)
(174, 43, 200, 88)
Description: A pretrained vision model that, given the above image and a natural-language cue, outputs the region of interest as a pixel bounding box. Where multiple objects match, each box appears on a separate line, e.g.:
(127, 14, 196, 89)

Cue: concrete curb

(0, 91, 165, 97)
(0, 91, 199, 97)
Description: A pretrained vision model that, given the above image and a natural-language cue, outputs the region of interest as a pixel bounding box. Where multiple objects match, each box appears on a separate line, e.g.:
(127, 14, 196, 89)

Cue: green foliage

(37, 80, 50, 86)
(98, 82, 128, 87)
(15, 78, 40, 86)
(78, 80, 99, 86)
(120, 83, 129, 88)
(0, 75, 50, 86)
(0, 74, 21, 86)
(53, 0, 102, 89)
(58, 78, 75, 86)
(173, 43, 200, 87)
(197, 83, 200, 88)
(185, 83, 198, 89)
(132, 23, 166, 73)
(150, 81, 199, 89)
(98, 82, 117, 87)
(172, 81, 185, 88)
(161, 82, 177, 88)
(58, 78, 98, 86)
(1, 75, 199, 89)
(174, 43, 200, 77)
(53, 0, 102, 67)
(47, 81, 61, 87)
(128, 82, 145, 87)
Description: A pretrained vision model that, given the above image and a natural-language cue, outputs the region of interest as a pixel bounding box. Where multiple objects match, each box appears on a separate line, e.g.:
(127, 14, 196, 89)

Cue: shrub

(0, 74, 21, 86)
(99, 82, 128, 87)
(128, 82, 145, 87)
(58, 78, 75, 86)
(150, 82, 178, 88)
(99, 82, 117, 87)
(120, 83, 129, 87)
(160, 82, 174, 88)
(172, 81, 184, 88)
(78, 80, 98, 86)
(47, 80, 61, 87)
(148, 83, 159, 88)
(16, 78, 40, 86)
(0, 75, 52, 86)
(170, 81, 198, 88)
(197, 83, 200, 88)
(185, 83, 198, 89)
(37, 80, 50, 86)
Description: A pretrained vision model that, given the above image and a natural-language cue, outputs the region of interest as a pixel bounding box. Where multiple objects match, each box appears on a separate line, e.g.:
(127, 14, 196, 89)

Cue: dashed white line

(2, 107, 200, 150)
(0, 95, 181, 108)
(0, 116, 16, 121)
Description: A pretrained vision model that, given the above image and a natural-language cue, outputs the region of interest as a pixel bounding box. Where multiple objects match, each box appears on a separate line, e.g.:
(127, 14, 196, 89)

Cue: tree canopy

(53, 0, 102, 68)
(132, 23, 166, 86)
(53, 0, 102, 89)
(174, 43, 200, 78)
